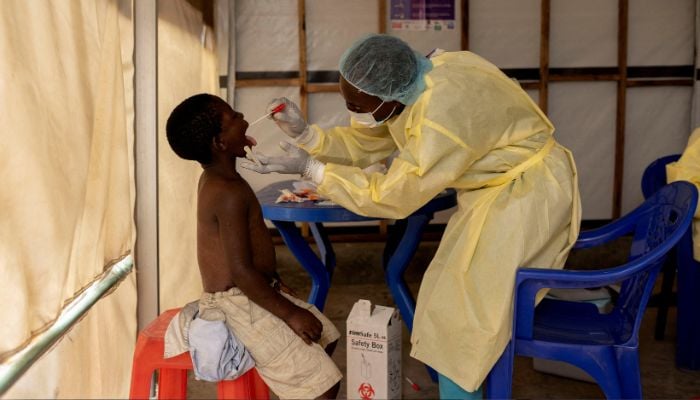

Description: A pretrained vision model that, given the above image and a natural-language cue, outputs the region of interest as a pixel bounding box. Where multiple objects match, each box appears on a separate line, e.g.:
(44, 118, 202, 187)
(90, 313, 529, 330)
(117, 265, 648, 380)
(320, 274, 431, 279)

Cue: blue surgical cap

(339, 34, 433, 105)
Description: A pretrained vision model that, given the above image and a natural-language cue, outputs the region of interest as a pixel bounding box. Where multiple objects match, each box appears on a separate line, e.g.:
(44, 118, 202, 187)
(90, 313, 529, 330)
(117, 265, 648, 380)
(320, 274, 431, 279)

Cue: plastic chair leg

(485, 342, 514, 399)
(615, 348, 642, 399)
(566, 349, 622, 399)
(654, 254, 677, 340)
(676, 256, 700, 370)
(158, 369, 188, 399)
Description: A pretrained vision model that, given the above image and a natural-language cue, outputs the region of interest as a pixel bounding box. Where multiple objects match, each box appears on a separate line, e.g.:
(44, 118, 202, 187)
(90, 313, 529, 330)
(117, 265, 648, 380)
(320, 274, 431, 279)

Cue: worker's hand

(285, 307, 323, 344)
(240, 141, 311, 175)
(267, 97, 307, 138)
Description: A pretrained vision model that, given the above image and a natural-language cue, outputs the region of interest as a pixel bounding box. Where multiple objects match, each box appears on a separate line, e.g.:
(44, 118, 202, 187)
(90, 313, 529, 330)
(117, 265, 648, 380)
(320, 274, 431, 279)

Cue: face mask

(348, 101, 396, 128)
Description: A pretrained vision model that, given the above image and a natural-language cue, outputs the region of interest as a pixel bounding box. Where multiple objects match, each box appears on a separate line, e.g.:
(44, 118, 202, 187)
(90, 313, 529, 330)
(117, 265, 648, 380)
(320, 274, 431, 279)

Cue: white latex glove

(240, 141, 323, 178)
(267, 97, 308, 138)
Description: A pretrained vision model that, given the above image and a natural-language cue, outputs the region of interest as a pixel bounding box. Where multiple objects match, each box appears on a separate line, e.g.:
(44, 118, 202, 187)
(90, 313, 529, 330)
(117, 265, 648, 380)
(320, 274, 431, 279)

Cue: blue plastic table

(256, 180, 457, 335)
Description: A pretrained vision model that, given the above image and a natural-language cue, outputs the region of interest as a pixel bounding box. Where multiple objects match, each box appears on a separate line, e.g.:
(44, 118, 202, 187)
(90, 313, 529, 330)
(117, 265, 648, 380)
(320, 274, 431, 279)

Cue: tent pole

(227, 0, 236, 106)
(134, 0, 160, 330)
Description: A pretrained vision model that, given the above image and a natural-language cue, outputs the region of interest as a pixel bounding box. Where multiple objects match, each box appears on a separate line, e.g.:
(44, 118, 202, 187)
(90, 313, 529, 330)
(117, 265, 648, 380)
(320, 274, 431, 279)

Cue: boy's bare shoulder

(199, 172, 254, 210)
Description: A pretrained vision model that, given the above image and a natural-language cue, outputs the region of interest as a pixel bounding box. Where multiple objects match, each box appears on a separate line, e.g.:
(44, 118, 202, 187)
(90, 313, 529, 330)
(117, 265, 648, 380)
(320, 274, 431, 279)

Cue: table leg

(383, 214, 431, 332)
(383, 219, 407, 271)
(383, 213, 437, 381)
(272, 220, 331, 311)
(309, 222, 336, 280)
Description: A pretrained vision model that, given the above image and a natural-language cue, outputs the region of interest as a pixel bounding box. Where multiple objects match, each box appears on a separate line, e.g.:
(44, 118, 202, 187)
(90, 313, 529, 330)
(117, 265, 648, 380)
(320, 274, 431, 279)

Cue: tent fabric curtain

(157, 0, 220, 311)
(0, 0, 136, 397)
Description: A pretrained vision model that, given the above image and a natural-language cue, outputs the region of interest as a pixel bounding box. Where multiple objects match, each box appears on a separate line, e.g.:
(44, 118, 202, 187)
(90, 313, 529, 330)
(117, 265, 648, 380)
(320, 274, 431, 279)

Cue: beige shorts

(199, 288, 342, 399)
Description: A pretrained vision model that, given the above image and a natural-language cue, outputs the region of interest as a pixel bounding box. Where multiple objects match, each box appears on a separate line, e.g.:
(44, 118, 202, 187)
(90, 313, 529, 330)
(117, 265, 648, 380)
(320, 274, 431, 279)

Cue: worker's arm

(314, 120, 488, 220)
(298, 122, 397, 168)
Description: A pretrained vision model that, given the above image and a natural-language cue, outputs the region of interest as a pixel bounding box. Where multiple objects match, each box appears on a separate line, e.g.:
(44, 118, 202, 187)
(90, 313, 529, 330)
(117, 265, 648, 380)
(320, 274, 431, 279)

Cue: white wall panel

(469, 0, 540, 68)
(235, 87, 301, 192)
(628, 0, 694, 66)
(236, 0, 298, 71)
(309, 91, 350, 128)
(549, 82, 617, 219)
(622, 87, 692, 213)
(550, 0, 617, 67)
(389, 0, 462, 55)
(306, 0, 378, 71)
(526, 88, 539, 104)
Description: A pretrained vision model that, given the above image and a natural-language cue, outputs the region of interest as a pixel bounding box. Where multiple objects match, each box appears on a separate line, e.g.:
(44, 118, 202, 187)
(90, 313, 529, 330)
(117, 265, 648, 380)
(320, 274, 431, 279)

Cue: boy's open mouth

(245, 135, 257, 147)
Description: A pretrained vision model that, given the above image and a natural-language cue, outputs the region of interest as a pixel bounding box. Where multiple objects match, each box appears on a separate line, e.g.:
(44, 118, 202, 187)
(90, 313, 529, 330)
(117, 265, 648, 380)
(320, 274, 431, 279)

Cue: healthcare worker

(242, 34, 581, 398)
(667, 127, 700, 260)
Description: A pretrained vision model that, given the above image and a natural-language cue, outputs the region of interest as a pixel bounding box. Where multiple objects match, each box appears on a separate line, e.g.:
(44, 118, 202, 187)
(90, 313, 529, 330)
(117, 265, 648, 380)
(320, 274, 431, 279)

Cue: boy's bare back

(196, 170, 275, 293)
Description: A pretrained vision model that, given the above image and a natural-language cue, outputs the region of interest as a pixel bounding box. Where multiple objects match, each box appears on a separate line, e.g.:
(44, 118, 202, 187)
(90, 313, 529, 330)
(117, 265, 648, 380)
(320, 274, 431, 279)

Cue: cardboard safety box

(346, 299, 402, 400)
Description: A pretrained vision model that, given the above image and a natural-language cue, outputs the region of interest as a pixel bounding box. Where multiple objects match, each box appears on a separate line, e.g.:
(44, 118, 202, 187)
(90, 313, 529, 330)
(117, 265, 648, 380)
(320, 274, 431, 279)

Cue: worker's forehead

(339, 76, 377, 107)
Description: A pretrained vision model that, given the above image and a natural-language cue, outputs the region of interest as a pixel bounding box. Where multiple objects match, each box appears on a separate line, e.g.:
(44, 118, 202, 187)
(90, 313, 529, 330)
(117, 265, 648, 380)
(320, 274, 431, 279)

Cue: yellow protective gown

(666, 127, 700, 261)
(299, 51, 581, 391)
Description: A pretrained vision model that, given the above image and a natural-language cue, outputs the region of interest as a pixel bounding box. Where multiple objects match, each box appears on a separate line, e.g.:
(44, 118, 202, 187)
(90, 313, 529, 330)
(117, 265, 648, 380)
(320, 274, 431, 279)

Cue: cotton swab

(248, 103, 286, 126)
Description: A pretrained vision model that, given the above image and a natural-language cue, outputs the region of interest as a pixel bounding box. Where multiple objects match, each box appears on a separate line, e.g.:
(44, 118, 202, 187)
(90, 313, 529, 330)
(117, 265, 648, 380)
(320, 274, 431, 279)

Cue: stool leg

(158, 369, 188, 399)
(252, 369, 269, 399)
(218, 369, 269, 400)
(129, 366, 155, 400)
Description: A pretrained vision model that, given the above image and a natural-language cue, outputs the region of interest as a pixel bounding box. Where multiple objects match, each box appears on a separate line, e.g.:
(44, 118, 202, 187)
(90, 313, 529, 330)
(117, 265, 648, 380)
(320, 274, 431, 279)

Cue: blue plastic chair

(642, 154, 700, 370)
(641, 154, 681, 200)
(486, 181, 698, 399)
(641, 154, 681, 340)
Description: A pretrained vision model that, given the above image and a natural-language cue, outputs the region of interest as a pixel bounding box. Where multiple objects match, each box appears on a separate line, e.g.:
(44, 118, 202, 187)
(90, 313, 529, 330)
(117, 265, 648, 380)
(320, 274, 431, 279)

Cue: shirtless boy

(166, 93, 341, 399)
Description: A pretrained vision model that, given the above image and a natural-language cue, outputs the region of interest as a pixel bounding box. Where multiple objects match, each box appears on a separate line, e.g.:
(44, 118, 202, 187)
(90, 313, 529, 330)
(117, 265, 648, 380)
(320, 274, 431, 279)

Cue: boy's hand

(285, 308, 322, 345)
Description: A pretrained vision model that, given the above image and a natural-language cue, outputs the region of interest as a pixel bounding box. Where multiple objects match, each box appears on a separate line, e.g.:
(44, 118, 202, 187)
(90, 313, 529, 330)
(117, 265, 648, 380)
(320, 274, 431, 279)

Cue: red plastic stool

(129, 308, 269, 399)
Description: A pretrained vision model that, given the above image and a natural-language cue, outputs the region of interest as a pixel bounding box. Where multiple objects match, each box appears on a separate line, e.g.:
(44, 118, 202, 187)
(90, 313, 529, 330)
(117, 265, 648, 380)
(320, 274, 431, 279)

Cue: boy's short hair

(166, 93, 230, 164)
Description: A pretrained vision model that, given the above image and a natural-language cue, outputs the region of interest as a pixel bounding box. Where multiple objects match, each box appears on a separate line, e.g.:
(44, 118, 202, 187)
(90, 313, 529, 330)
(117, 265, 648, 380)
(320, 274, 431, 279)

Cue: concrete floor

(188, 240, 700, 399)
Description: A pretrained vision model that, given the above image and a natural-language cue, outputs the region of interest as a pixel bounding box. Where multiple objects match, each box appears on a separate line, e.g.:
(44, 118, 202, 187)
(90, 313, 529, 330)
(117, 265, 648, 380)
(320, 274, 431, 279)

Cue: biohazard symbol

(358, 382, 375, 400)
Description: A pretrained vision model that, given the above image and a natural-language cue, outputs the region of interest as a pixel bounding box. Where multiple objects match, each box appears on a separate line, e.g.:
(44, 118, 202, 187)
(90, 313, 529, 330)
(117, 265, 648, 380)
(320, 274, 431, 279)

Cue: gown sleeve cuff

(295, 125, 320, 149)
(302, 158, 325, 184)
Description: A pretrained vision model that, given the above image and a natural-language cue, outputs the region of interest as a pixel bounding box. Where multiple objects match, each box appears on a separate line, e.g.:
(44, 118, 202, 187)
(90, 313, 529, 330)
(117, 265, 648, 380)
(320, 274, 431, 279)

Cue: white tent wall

(0, 0, 136, 397)
(469, 0, 541, 68)
(623, 87, 694, 213)
(549, 82, 618, 219)
(157, 0, 220, 311)
(622, 0, 695, 214)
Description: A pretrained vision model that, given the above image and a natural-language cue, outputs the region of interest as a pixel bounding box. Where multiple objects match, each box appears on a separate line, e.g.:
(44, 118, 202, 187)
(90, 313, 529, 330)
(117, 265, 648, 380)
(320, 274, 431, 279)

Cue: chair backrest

(613, 182, 696, 344)
(641, 154, 681, 199)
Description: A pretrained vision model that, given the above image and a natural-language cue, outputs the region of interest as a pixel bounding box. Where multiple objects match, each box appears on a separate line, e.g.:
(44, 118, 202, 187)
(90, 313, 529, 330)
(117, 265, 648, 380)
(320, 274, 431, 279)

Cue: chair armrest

(511, 259, 663, 340)
(574, 207, 646, 249)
